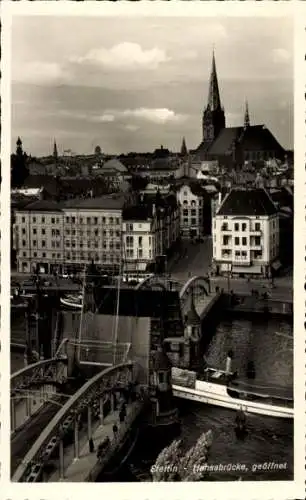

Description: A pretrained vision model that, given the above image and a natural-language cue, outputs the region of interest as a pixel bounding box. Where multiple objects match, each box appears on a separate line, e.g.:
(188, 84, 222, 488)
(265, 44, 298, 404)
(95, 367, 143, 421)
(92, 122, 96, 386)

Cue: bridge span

(12, 362, 145, 482)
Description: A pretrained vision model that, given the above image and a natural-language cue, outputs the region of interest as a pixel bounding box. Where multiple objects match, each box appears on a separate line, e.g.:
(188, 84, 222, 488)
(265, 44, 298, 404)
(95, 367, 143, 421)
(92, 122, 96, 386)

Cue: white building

(212, 187, 279, 278)
(176, 183, 210, 239)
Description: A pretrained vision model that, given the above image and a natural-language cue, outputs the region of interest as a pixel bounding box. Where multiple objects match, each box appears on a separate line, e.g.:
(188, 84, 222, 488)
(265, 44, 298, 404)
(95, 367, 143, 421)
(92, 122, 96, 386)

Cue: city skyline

(12, 16, 293, 156)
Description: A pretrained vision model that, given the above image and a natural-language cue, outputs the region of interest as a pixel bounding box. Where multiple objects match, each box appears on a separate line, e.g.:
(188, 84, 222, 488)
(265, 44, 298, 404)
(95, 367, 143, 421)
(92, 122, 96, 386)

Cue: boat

(60, 294, 83, 310)
(171, 366, 293, 419)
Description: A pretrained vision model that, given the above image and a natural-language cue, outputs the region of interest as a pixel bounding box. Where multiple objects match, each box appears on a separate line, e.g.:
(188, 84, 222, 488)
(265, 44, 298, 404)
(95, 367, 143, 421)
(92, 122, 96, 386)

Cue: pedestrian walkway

(50, 400, 143, 482)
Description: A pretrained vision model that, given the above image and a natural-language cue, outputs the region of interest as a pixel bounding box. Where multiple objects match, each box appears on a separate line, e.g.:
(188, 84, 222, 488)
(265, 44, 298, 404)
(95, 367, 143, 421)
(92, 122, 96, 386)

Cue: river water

(11, 314, 293, 482)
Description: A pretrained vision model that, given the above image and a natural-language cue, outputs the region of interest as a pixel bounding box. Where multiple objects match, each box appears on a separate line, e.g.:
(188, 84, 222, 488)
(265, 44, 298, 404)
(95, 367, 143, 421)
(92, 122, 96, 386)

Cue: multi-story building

(212, 187, 279, 278)
(13, 193, 133, 274)
(122, 193, 180, 274)
(176, 182, 212, 238)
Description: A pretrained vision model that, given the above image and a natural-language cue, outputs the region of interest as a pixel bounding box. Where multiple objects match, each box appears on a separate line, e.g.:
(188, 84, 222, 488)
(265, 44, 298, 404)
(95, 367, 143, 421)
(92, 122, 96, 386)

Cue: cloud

(272, 48, 291, 64)
(123, 124, 140, 132)
(71, 42, 169, 71)
(94, 113, 115, 123)
(13, 61, 67, 85)
(122, 107, 186, 124)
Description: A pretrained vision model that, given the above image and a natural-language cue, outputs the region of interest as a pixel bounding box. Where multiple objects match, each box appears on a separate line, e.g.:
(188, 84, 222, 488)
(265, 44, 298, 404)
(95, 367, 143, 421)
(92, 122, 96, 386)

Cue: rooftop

(217, 187, 277, 216)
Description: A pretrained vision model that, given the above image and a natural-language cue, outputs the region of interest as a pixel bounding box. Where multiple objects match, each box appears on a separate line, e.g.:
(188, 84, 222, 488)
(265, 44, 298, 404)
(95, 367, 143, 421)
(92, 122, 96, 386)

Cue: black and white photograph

(1, 2, 304, 497)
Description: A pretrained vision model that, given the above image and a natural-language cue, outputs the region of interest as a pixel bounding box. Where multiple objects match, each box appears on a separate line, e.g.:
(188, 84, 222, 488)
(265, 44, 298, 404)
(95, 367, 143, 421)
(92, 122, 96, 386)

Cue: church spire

(53, 139, 58, 160)
(244, 100, 250, 128)
(207, 49, 222, 111)
(180, 137, 188, 157)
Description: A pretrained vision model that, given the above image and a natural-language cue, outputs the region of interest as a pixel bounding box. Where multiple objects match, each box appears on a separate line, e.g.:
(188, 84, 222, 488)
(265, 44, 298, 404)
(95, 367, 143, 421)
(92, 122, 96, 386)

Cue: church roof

(207, 127, 242, 155)
(102, 158, 128, 173)
(207, 51, 222, 111)
(217, 188, 277, 216)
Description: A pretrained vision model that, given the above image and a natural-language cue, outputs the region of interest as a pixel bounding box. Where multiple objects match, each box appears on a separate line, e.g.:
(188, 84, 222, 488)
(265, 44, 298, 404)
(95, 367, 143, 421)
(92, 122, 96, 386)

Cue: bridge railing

(12, 361, 136, 482)
(11, 358, 68, 394)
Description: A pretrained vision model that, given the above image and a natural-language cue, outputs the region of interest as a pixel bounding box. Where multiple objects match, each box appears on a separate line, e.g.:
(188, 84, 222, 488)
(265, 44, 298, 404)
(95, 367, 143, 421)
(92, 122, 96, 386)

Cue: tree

(151, 430, 213, 482)
(94, 145, 102, 156)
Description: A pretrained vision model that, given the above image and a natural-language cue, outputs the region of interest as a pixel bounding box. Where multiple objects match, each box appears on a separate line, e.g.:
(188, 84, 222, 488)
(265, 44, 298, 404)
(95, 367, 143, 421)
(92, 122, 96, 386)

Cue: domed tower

(184, 290, 201, 368)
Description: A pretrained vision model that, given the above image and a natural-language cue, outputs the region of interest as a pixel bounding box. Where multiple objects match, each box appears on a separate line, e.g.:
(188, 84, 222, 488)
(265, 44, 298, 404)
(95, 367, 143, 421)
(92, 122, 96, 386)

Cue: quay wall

(222, 293, 293, 317)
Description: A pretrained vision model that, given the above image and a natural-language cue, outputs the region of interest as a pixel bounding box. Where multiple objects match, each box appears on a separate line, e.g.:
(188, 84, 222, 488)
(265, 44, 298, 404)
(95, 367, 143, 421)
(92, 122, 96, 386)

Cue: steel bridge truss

(12, 362, 137, 482)
(11, 358, 68, 397)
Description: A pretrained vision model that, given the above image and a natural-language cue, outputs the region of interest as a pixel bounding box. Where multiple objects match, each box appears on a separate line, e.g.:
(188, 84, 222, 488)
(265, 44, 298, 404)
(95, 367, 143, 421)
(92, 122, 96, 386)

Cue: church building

(193, 52, 285, 167)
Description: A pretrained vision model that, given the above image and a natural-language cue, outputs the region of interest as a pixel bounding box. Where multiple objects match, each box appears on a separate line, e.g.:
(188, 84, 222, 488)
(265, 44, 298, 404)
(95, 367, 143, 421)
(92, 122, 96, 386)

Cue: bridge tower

(184, 291, 201, 369)
(150, 346, 178, 425)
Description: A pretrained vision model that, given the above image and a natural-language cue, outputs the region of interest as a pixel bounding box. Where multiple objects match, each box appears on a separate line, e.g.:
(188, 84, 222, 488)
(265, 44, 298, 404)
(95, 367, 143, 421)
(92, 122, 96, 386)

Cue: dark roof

(123, 205, 152, 221)
(21, 200, 62, 212)
(63, 194, 126, 210)
(217, 188, 277, 216)
(207, 127, 242, 155)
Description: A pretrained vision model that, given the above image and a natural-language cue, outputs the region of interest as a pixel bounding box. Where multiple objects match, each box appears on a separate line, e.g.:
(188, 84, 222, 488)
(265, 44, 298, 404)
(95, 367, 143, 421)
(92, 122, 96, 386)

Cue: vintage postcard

(0, 1, 305, 499)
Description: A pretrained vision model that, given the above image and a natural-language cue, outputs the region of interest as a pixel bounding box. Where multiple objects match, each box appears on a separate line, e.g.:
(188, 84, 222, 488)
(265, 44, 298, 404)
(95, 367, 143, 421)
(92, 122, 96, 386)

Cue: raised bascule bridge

(11, 274, 220, 482)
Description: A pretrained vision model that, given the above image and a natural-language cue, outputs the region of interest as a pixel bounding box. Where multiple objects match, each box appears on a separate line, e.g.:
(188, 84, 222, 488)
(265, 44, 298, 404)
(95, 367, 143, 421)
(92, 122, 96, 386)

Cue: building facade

(176, 183, 211, 238)
(212, 188, 279, 277)
(13, 194, 130, 274)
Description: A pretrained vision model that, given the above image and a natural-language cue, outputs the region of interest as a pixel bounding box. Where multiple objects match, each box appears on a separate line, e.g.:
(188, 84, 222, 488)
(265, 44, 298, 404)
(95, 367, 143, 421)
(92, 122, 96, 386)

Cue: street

(169, 237, 213, 281)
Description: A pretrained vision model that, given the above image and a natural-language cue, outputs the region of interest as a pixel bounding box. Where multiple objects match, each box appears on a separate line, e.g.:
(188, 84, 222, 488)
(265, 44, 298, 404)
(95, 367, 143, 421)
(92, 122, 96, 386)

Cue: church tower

(202, 51, 226, 144)
(244, 100, 250, 129)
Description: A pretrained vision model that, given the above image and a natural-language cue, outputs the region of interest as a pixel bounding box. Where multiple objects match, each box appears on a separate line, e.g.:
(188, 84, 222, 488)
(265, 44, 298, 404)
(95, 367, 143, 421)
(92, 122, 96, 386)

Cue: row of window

(221, 222, 262, 232)
(182, 199, 202, 206)
(126, 236, 151, 247)
(65, 240, 121, 250)
(182, 209, 200, 217)
(126, 248, 151, 259)
(65, 253, 121, 262)
(221, 250, 263, 259)
(222, 236, 262, 246)
(183, 218, 198, 226)
(21, 251, 62, 259)
(66, 216, 121, 225)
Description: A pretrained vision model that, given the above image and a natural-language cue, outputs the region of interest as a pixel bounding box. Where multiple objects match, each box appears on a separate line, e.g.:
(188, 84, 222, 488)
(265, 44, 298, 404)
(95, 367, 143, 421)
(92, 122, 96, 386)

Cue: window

(222, 235, 230, 246)
(42, 252, 46, 258)
(110, 230, 113, 236)
(109, 217, 113, 224)
(254, 236, 261, 246)
(52, 253, 56, 258)
(221, 223, 228, 231)
(41, 229, 45, 235)
(242, 237, 247, 246)
(87, 241, 91, 248)
(183, 209, 188, 216)
(51, 217, 55, 224)
(103, 230, 107, 237)
(149, 236, 152, 246)
(94, 242, 98, 248)
(33, 228, 37, 235)
(127, 223, 133, 231)
(235, 251, 240, 257)
(183, 190, 188, 196)
(33, 252, 37, 258)
(22, 217, 25, 223)
(52, 241, 56, 248)
(23, 251, 27, 257)
(191, 209, 197, 216)
(66, 217, 70, 223)
(191, 218, 196, 225)
(66, 241, 70, 247)
(116, 242, 120, 249)
(158, 372, 165, 384)
(66, 229, 70, 235)
(183, 200, 188, 205)
(66, 253, 71, 260)
(94, 217, 98, 225)
(22, 228, 26, 235)
(94, 230, 98, 236)
(56, 242, 60, 248)
(72, 217, 76, 224)
(234, 237, 239, 245)
(234, 223, 239, 231)
(116, 218, 120, 225)
(116, 231, 120, 237)
(149, 249, 152, 258)
(138, 236, 143, 246)
(102, 217, 106, 224)
(52, 229, 56, 236)
(80, 217, 83, 224)
(183, 218, 188, 225)
(126, 236, 133, 246)
(138, 249, 143, 258)
(242, 223, 247, 232)
(255, 222, 261, 231)
(42, 240, 46, 248)
(33, 217, 36, 223)
(87, 217, 91, 225)
(42, 217, 45, 224)
(241, 251, 247, 257)
(33, 240, 37, 247)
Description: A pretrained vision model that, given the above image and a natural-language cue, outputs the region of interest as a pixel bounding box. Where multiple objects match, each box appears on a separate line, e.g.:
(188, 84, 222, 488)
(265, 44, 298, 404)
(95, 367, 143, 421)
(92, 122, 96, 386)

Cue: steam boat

(171, 366, 293, 419)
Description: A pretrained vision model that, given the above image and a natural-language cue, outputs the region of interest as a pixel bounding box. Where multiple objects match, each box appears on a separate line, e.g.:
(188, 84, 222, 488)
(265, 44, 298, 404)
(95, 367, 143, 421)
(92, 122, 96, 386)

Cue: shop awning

(271, 260, 282, 271)
(232, 265, 262, 274)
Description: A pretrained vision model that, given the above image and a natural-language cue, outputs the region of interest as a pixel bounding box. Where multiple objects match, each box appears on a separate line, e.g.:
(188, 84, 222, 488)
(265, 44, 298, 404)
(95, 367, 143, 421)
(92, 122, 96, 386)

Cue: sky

(11, 16, 293, 156)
